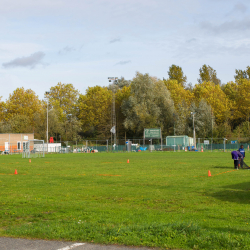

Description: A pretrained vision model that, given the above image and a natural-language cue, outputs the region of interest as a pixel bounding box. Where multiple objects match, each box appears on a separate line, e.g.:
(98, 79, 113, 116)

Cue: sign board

(144, 128, 161, 139)
(231, 140, 237, 144)
(204, 140, 209, 145)
(24, 136, 28, 140)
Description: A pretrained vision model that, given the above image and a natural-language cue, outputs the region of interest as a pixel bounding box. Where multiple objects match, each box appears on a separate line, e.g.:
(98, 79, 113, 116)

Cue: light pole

(191, 112, 196, 148)
(67, 114, 72, 141)
(45, 91, 50, 153)
(108, 77, 118, 150)
(173, 113, 176, 136)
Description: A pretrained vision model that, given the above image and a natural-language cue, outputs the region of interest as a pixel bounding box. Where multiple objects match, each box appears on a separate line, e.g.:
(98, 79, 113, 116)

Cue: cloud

(200, 18, 250, 34)
(58, 46, 75, 54)
(115, 60, 131, 65)
(234, 2, 247, 13)
(110, 38, 121, 43)
(186, 38, 197, 43)
(2, 51, 45, 69)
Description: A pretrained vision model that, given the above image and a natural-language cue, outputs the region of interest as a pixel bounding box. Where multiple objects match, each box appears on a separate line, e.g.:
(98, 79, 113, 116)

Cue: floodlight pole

(47, 99, 48, 152)
(45, 91, 50, 153)
(191, 112, 196, 148)
(108, 77, 118, 150)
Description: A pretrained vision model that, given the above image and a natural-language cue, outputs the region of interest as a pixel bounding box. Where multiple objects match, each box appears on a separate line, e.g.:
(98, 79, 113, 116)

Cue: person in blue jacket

(238, 145, 245, 168)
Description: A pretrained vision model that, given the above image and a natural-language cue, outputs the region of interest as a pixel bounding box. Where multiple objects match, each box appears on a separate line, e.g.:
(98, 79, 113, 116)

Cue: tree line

(1, 64, 250, 142)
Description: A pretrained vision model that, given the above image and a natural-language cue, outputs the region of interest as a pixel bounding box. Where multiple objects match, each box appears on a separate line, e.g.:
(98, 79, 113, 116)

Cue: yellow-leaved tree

(115, 85, 131, 138)
(77, 86, 112, 137)
(163, 79, 194, 110)
(193, 81, 231, 123)
(4, 88, 43, 133)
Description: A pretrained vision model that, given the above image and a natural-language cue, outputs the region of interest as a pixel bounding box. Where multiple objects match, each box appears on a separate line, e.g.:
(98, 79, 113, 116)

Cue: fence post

(106, 139, 108, 152)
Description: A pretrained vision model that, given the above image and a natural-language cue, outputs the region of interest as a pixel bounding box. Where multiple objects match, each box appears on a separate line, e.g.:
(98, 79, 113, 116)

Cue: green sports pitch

(0, 152, 250, 250)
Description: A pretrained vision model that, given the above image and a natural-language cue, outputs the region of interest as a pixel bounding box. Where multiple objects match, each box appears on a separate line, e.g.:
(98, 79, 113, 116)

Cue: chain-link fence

(2, 138, 250, 155)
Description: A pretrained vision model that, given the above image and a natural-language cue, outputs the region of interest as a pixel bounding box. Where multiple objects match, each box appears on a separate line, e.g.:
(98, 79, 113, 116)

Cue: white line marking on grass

(57, 243, 85, 250)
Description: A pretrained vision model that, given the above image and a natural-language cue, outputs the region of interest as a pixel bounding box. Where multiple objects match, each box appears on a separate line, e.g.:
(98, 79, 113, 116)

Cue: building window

(17, 142, 21, 150)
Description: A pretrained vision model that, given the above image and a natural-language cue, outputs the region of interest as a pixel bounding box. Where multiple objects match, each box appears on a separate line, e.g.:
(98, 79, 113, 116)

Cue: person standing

(238, 145, 245, 168)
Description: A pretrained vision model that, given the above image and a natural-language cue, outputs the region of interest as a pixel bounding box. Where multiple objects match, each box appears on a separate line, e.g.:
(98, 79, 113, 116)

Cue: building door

(23, 142, 28, 151)
(5, 142, 9, 151)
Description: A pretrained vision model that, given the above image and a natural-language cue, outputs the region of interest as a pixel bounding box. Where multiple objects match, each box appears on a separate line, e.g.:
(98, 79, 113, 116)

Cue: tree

(168, 64, 187, 87)
(197, 64, 221, 85)
(0, 114, 33, 133)
(234, 66, 250, 81)
(233, 79, 250, 121)
(77, 86, 112, 138)
(115, 85, 131, 138)
(193, 81, 231, 124)
(33, 107, 64, 141)
(223, 79, 250, 128)
(122, 72, 175, 135)
(64, 115, 82, 142)
(45, 83, 81, 141)
(163, 79, 193, 111)
(48, 82, 79, 120)
(4, 87, 43, 128)
(188, 101, 212, 138)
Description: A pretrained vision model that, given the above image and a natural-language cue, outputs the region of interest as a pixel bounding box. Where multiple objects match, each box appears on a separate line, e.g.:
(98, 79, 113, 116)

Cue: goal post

(22, 140, 45, 158)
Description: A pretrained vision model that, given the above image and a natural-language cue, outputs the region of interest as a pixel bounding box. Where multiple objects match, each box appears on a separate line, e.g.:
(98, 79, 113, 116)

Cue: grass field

(0, 151, 250, 250)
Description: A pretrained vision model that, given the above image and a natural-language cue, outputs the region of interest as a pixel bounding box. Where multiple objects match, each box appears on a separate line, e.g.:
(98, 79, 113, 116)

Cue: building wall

(0, 133, 34, 152)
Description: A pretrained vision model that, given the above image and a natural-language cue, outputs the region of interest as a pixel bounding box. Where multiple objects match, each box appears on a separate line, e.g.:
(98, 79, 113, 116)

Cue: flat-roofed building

(0, 133, 34, 153)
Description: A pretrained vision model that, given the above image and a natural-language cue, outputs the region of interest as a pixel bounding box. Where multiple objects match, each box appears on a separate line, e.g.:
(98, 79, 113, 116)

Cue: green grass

(0, 152, 250, 249)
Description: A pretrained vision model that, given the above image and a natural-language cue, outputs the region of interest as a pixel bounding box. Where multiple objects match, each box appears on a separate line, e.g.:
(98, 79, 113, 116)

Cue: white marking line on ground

(57, 243, 85, 250)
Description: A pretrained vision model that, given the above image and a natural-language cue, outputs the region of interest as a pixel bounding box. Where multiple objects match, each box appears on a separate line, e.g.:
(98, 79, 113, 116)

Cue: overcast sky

(1, 0, 250, 101)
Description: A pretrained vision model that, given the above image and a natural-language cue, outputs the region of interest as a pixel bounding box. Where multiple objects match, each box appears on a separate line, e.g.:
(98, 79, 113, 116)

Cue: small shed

(166, 135, 193, 148)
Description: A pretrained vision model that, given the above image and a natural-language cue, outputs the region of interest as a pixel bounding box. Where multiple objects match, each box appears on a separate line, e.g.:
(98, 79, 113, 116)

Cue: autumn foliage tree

(193, 81, 231, 124)
(3, 88, 43, 133)
(198, 64, 221, 85)
(168, 64, 187, 87)
(77, 86, 112, 138)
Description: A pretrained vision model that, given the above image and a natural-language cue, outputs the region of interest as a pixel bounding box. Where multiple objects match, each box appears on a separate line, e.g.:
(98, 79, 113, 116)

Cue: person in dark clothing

(231, 151, 243, 169)
(238, 145, 245, 168)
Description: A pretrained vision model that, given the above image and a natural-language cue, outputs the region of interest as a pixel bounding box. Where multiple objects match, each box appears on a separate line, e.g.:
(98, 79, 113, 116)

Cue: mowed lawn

(0, 152, 250, 249)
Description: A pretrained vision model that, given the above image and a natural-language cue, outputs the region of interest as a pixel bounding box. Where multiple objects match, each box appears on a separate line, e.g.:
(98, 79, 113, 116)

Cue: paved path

(0, 237, 160, 250)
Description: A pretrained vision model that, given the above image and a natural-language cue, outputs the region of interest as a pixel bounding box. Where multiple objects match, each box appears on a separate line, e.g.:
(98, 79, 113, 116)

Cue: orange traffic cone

(29, 159, 31, 163)
(127, 159, 129, 163)
(14, 169, 18, 175)
(208, 170, 211, 177)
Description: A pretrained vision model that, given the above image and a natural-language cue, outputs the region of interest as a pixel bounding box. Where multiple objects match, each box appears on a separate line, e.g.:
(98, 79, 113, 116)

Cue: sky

(1, 0, 250, 101)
